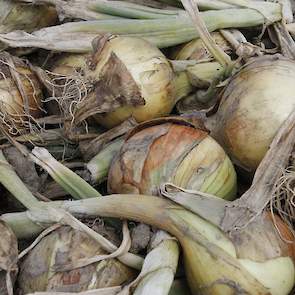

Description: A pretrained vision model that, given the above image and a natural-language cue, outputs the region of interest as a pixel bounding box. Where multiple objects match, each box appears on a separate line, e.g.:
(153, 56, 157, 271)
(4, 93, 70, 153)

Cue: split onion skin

(212, 55, 295, 171)
(108, 118, 237, 200)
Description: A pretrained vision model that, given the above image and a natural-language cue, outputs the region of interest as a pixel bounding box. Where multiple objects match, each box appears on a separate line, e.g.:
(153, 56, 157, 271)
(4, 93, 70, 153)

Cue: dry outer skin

(0, 220, 18, 295)
(0, 2, 57, 34)
(18, 226, 136, 293)
(108, 120, 236, 200)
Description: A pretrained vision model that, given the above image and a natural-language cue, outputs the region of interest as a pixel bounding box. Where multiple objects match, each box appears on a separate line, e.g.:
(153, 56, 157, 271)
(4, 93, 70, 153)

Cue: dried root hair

(0, 54, 45, 137)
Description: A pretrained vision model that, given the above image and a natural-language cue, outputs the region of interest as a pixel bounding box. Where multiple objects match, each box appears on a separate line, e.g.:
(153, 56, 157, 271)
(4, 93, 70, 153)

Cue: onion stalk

(18, 0, 187, 20)
(0, 146, 144, 270)
(118, 230, 179, 295)
(0, 5, 282, 52)
(87, 138, 124, 184)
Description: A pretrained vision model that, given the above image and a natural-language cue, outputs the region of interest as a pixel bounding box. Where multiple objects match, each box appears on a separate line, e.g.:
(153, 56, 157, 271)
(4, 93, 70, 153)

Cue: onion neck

(173, 71, 193, 103)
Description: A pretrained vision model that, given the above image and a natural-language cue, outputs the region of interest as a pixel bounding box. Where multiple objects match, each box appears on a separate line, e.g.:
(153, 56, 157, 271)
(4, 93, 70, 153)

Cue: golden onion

(18, 226, 135, 293)
(108, 118, 237, 200)
(50, 35, 191, 129)
(0, 52, 43, 135)
(210, 55, 295, 170)
(86, 35, 183, 128)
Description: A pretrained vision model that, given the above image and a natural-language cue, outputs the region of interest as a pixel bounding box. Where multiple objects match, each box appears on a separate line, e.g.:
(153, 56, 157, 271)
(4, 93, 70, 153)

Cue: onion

(108, 118, 237, 200)
(210, 55, 295, 170)
(87, 35, 180, 128)
(171, 31, 231, 61)
(0, 52, 43, 135)
(18, 226, 136, 293)
(50, 35, 191, 129)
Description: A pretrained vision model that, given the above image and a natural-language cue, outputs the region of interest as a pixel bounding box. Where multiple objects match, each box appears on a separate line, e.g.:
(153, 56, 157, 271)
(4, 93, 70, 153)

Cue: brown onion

(18, 226, 135, 293)
(108, 118, 237, 200)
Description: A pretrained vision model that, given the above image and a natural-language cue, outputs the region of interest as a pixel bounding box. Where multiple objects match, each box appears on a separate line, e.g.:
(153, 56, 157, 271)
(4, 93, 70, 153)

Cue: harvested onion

(0, 52, 43, 135)
(18, 226, 135, 293)
(210, 55, 295, 170)
(50, 35, 191, 129)
(108, 118, 237, 200)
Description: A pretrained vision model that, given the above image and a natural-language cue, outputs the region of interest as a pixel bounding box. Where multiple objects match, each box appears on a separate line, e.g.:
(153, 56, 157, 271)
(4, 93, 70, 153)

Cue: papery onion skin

(211, 55, 295, 170)
(108, 118, 237, 200)
(18, 226, 135, 293)
(0, 220, 18, 295)
(0, 1, 57, 34)
(0, 53, 43, 134)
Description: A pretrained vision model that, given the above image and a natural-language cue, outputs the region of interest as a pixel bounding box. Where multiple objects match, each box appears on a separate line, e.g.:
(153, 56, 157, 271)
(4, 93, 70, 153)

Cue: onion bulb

(0, 52, 43, 135)
(108, 118, 237, 200)
(171, 31, 231, 61)
(211, 55, 295, 170)
(50, 35, 190, 129)
(18, 226, 135, 293)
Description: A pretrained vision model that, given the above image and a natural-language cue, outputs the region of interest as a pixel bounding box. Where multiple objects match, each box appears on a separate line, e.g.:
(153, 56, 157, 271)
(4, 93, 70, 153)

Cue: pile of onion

(108, 118, 237, 200)
(0, 52, 43, 135)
